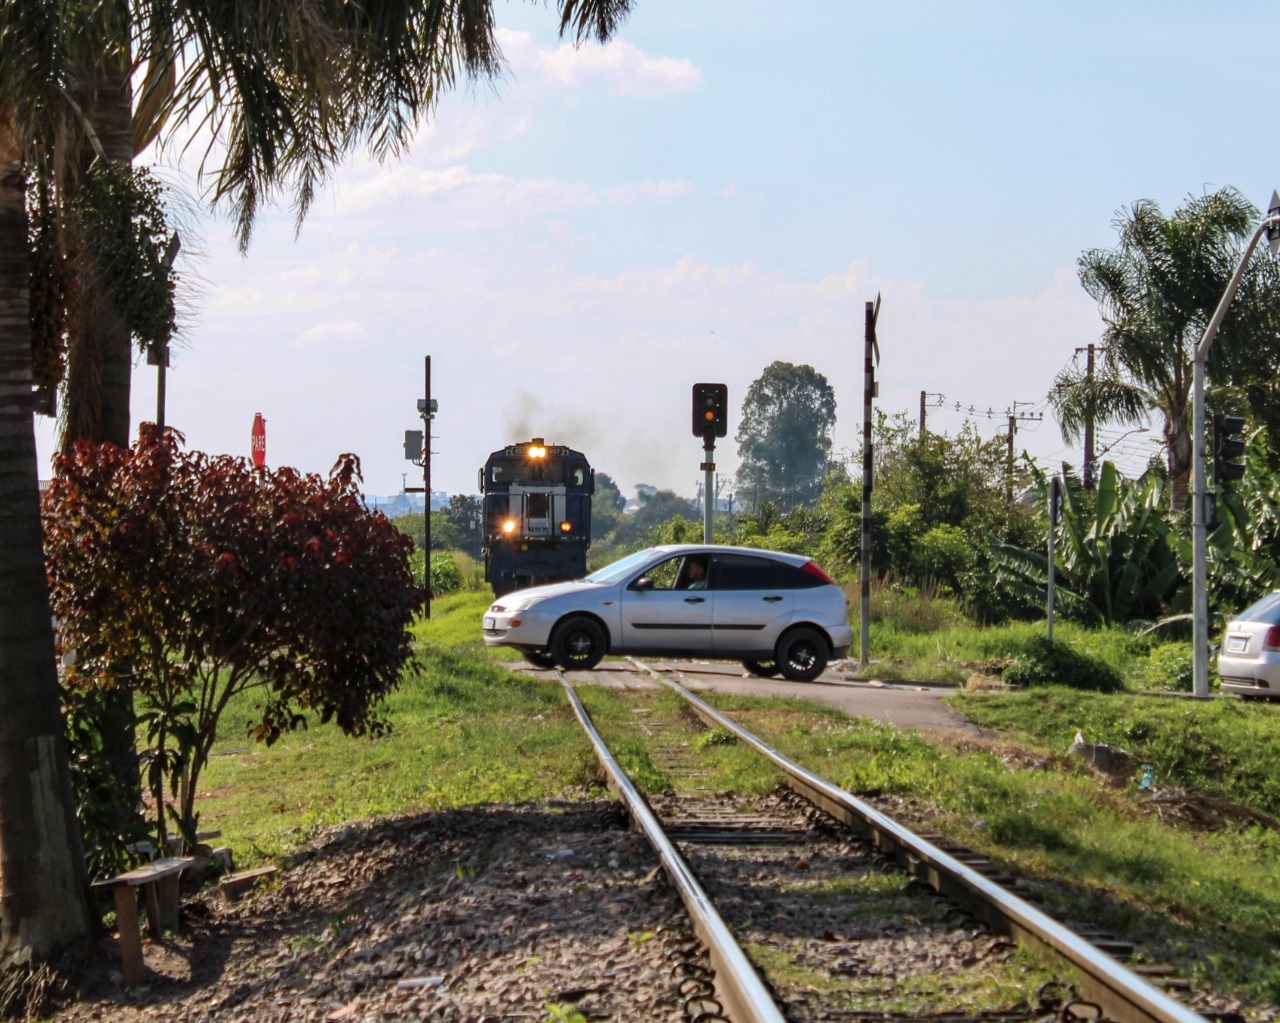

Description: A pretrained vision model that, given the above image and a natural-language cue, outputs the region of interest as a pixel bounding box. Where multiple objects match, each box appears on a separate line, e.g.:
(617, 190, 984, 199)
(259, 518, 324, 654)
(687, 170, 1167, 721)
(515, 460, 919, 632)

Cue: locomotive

(479, 438, 593, 596)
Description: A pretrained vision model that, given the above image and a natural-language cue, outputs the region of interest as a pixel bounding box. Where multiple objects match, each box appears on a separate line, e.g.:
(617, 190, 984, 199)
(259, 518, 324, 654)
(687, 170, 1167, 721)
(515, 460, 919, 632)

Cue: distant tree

(43, 429, 421, 847)
(1051, 187, 1280, 511)
(591, 472, 626, 542)
(611, 489, 697, 549)
(442, 494, 483, 557)
(736, 362, 837, 509)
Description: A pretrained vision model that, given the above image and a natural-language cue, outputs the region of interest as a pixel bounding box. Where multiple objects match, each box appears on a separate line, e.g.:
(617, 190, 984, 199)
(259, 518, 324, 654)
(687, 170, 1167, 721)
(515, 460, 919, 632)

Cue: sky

(33, 0, 1280, 503)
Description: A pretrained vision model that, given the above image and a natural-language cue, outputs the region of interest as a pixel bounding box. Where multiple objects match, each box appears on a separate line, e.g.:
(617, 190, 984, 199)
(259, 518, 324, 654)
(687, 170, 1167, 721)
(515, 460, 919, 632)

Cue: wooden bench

(92, 856, 194, 986)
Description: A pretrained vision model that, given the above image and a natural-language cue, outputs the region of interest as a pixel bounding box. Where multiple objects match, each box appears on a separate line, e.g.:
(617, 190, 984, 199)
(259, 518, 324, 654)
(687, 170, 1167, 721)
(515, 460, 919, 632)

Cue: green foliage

(991, 462, 1181, 627)
(1003, 636, 1124, 692)
(590, 472, 627, 542)
(1057, 187, 1280, 508)
(70, 162, 176, 350)
(1131, 644, 1194, 693)
(648, 513, 702, 546)
(694, 727, 737, 751)
(429, 551, 463, 596)
(60, 683, 151, 877)
(736, 361, 837, 509)
(43, 427, 421, 846)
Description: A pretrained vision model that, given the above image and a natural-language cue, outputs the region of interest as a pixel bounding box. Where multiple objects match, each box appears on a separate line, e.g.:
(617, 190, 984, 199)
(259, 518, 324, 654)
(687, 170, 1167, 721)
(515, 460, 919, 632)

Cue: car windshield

(583, 548, 659, 585)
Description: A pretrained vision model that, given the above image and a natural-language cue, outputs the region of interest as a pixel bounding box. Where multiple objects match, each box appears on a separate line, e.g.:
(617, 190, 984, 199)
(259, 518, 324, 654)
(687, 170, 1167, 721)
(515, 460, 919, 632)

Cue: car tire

(775, 627, 829, 682)
(521, 649, 558, 669)
(742, 659, 780, 678)
(550, 616, 607, 672)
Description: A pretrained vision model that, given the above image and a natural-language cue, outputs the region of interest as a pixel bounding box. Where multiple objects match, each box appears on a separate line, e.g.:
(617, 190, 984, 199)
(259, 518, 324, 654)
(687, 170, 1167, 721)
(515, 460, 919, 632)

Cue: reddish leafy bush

(43, 425, 422, 844)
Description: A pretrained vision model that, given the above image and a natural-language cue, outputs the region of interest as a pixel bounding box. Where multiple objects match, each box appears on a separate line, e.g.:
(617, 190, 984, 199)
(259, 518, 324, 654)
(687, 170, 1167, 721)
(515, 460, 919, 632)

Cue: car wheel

(521, 649, 558, 669)
(742, 659, 780, 678)
(775, 627, 828, 682)
(551, 616, 607, 672)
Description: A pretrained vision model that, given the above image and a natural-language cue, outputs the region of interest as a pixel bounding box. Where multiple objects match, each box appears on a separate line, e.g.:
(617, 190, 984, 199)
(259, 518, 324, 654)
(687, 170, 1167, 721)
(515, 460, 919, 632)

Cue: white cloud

(604, 180, 693, 206)
(498, 30, 701, 96)
(294, 321, 371, 348)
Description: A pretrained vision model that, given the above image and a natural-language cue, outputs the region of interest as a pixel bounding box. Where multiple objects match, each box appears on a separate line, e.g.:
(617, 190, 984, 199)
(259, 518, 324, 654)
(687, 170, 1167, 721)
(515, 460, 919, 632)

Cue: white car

(483, 544, 852, 681)
(1217, 591, 1280, 698)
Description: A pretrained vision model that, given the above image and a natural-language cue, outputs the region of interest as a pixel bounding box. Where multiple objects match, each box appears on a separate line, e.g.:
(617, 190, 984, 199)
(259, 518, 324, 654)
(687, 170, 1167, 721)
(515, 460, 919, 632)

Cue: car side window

(776, 561, 826, 589)
(714, 555, 778, 590)
(638, 557, 683, 590)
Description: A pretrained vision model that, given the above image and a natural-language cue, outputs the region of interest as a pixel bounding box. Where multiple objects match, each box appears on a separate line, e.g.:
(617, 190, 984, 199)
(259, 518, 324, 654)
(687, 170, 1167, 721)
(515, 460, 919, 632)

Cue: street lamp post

(1190, 192, 1280, 698)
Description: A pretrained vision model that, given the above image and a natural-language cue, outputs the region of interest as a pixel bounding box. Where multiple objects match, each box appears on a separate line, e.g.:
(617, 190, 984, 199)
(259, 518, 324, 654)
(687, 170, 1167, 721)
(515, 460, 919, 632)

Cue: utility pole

(919, 390, 926, 440)
(1083, 344, 1096, 489)
(1005, 403, 1043, 502)
(404, 356, 438, 617)
(860, 296, 880, 668)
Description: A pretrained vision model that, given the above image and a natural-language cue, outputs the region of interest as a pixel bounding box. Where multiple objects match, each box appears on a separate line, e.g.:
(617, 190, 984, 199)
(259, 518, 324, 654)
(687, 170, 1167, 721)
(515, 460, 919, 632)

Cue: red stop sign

(251, 413, 266, 468)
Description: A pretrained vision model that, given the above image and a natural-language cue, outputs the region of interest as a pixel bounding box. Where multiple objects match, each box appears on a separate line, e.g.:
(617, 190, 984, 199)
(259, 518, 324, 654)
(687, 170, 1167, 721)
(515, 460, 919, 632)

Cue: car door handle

(684, 596, 706, 604)
(762, 595, 784, 602)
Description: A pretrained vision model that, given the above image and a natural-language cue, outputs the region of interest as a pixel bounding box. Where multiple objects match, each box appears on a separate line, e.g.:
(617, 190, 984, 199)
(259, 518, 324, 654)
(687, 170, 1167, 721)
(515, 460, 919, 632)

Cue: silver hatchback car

(482, 544, 852, 680)
(1217, 591, 1280, 698)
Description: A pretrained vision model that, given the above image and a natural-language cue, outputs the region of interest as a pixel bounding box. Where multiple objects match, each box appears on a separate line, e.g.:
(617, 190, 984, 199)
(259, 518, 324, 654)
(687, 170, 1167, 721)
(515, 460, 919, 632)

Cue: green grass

(949, 687, 1280, 816)
(198, 592, 598, 862)
(686, 690, 1280, 1004)
(857, 616, 1155, 684)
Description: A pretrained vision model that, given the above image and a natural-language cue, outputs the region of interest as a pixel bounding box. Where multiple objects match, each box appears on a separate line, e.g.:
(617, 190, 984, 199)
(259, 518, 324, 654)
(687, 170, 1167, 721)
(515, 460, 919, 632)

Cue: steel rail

(557, 673, 786, 1023)
(634, 660, 1211, 1023)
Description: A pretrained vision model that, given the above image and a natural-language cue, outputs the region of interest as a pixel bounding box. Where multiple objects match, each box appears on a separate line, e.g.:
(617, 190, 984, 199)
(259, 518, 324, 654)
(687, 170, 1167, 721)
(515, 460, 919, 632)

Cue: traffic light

(1212, 414, 1247, 483)
(692, 383, 728, 439)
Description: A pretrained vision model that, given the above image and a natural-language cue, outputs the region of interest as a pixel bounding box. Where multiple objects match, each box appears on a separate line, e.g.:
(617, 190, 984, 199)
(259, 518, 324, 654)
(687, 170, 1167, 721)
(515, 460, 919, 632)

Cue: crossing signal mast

(692, 383, 728, 543)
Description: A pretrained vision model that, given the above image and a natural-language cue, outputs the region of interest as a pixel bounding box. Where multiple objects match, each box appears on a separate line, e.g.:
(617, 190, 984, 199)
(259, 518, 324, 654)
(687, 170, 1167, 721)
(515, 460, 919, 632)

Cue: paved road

(518, 659, 993, 736)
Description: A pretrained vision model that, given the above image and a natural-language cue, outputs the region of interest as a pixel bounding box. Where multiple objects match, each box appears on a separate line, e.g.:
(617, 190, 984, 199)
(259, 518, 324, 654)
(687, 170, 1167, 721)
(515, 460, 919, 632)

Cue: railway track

(558, 660, 1215, 1023)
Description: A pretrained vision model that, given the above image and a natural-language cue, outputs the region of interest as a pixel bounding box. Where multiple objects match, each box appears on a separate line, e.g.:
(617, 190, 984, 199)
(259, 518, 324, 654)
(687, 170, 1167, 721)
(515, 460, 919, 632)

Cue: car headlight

(507, 597, 541, 613)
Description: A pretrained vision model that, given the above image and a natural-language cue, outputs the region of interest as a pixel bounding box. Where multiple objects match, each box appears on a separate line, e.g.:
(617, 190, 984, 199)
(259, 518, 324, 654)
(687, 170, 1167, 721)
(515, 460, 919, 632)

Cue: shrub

(1004, 636, 1124, 692)
(430, 551, 464, 596)
(44, 427, 422, 848)
(1131, 643, 1193, 692)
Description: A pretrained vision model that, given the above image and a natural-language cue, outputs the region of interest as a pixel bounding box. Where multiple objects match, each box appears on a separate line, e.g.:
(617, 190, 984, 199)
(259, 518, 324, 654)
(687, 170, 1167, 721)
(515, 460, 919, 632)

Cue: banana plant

(990, 462, 1182, 626)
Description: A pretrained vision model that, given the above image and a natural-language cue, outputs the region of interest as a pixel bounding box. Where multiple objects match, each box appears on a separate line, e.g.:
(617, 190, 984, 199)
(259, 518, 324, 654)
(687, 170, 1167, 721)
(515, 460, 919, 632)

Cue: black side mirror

(633, 576, 654, 591)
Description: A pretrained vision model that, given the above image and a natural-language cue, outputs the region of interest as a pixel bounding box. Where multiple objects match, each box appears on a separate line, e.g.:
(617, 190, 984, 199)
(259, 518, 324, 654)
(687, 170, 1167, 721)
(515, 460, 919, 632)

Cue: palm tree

(1050, 187, 1280, 511)
(2, 0, 633, 965)
(0, 117, 95, 964)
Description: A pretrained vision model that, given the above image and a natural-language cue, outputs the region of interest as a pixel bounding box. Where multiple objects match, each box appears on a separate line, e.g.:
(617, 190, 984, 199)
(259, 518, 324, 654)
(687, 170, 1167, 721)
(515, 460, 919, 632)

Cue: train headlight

(528, 445, 547, 459)
(502, 519, 517, 534)
(559, 521, 572, 533)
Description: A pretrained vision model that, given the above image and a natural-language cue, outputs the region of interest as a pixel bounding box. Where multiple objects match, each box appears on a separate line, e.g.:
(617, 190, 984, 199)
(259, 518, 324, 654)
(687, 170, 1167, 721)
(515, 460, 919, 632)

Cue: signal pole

(1083, 344, 1096, 489)
(404, 356, 437, 616)
(692, 383, 729, 544)
(860, 296, 880, 668)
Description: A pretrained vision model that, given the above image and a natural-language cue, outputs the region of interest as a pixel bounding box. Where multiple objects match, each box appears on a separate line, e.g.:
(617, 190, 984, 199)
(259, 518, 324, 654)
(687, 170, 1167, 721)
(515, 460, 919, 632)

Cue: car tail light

(1263, 625, 1280, 651)
(801, 560, 836, 585)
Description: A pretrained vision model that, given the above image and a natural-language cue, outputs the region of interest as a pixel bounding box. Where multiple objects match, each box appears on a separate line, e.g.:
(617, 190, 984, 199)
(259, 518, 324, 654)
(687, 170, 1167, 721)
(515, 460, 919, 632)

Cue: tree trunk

(58, 68, 144, 840)
(61, 67, 134, 451)
(1166, 393, 1191, 513)
(0, 126, 94, 963)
